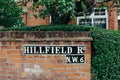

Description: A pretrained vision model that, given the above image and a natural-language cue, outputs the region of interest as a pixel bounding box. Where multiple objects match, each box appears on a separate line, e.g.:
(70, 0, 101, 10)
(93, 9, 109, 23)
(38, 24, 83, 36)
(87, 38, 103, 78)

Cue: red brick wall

(23, 15, 50, 26)
(108, 7, 118, 30)
(108, 1, 118, 30)
(0, 31, 92, 80)
(22, 1, 50, 26)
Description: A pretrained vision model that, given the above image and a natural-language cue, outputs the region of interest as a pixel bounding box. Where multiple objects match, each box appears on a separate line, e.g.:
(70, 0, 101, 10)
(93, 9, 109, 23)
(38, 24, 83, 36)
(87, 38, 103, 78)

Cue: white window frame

(77, 7, 108, 29)
(14, 0, 22, 3)
(117, 8, 120, 29)
(118, 8, 120, 20)
(95, 0, 104, 3)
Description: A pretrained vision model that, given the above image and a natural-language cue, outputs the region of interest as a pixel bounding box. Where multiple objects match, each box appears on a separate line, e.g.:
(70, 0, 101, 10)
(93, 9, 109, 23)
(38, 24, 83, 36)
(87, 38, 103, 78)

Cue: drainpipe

(23, 8, 28, 26)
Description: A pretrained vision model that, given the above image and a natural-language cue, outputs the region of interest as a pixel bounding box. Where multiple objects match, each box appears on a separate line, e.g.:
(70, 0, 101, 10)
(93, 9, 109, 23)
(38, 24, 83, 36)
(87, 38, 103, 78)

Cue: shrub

(91, 27, 120, 80)
(0, 25, 91, 31)
(0, 0, 23, 28)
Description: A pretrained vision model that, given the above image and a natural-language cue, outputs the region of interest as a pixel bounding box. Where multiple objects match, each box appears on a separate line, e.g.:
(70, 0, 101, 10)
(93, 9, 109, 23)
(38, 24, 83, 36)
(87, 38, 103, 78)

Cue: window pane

(77, 7, 108, 29)
(118, 20, 120, 29)
(94, 9, 99, 15)
(93, 18, 106, 28)
(118, 8, 120, 16)
(94, 9, 106, 16)
(79, 18, 92, 26)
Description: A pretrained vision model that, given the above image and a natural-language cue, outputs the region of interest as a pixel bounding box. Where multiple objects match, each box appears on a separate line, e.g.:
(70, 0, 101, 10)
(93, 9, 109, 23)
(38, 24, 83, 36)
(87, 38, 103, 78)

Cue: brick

(66, 65, 74, 69)
(33, 55, 40, 58)
(71, 69, 90, 73)
(67, 73, 74, 78)
(18, 77, 25, 80)
(57, 69, 67, 73)
(12, 76, 18, 80)
(47, 55, 54, 59)
(0, 71, 6, 75)
(5, 76, 13, 79)
(37, 59, 50, 63)
(78, 78, 87, 80)
(49, 60, 56, 64)
(7, 50, 18, 55)
(43, 69, 50, 73)
(0, 58, 7, 63)
(0, 52, 5, 58)
(7, 59, 24, 63)
(0, 66, 9, 71)
(74, 73, 81, 77)
(80, 73, 90, 78)
(21, 72, 28, 77)
(0, 67, 2, 71)
(7, 71, 19, 76)
(47, 73, 54, 78)
(56, 59, 65, 63)
(10, 42, 16, 49)
(0, 31, 92, 80)
(26, 55, 33, 58)
(40, 64, 48, 69)
(17, 50, 23, 55)
(54, 73, 62, 77)
(47, 64, 54, 69)
(60, 55, 66, 59)
(0, 75, 6, 79)
(62, 69, 71, 73)
(6, 54, 22, 59)
(0, 63, 9, 66)
(66, 78, 79, 80)
(14, 63, 21, 68)
(54, 64, 66, 69)
(16, 45, 22, 49)
(54, 55, 60, 59)
(9, 68, 17, 72)
(86, 54, 91, 63)
(25, 59, 37, 63)
(8, 63, 15, 67)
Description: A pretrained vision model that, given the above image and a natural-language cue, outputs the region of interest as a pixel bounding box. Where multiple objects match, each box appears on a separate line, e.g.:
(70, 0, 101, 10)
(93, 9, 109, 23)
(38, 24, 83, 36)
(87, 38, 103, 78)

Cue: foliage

(22, 0, 95, 24)
(91, 27, 120, 80)
(0, 25, 91, 31)
(0, 0, 24, 28)
(75, 0, 95, 16)
(31, 0, 76, 24)
(110, 0, 120, 6)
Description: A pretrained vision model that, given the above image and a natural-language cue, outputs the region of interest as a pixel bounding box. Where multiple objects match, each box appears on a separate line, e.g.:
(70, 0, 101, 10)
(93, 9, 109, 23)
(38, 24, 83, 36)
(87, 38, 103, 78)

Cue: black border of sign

(22, 44, 86, 64)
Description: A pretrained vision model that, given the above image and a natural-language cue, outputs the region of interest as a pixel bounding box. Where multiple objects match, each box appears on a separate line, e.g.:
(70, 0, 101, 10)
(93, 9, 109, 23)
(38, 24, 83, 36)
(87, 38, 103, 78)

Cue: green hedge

(0, 25, 90, 31)
(91, 28, 120, 80)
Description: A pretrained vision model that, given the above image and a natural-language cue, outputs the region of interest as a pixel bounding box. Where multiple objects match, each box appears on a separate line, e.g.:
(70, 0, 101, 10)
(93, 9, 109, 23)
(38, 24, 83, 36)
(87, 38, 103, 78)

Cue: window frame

(14, 0, 22, 3)
(77, 7, 108, 29)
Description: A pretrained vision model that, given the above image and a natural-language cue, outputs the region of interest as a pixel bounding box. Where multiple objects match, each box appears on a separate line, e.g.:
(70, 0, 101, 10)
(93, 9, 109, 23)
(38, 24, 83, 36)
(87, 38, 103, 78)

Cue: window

(94, 9, 106, 15)
(95, 0, 104, 3)
(79, 18, 92, 26)
(118, 8, 120, 29)
(118, 20, 120, 29)
(77, 7, 108, 29)
(14, 0, 22, 3)
(93, 18, 106, 28)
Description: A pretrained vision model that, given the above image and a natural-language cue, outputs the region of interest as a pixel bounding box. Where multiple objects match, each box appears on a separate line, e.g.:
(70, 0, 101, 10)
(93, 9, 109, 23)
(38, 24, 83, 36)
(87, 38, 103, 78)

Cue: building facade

(18, 0, 120, 30)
